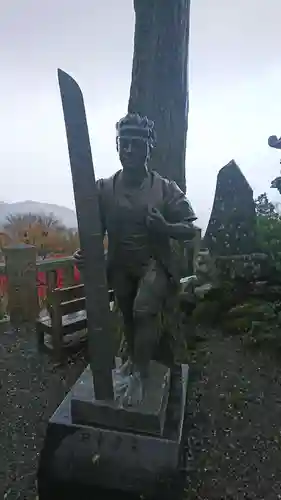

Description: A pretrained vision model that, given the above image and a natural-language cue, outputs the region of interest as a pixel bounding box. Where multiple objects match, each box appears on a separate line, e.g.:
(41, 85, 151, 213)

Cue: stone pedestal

(71, 359, 170, 436)
(37, 361, 189, 499)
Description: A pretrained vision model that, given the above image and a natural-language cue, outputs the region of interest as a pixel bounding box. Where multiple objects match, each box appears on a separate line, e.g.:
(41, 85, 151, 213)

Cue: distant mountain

(0, 201, 77, 229)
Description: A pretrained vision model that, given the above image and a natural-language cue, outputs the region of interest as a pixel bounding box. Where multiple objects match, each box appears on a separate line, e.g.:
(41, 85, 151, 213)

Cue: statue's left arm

(163, 180, 198, 239)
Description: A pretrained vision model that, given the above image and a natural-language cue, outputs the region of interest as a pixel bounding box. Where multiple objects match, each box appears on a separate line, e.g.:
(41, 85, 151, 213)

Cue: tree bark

(128, 0, 190, 192)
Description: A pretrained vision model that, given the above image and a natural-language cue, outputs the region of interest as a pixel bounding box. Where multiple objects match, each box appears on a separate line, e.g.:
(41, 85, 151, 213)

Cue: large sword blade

(58, 68, 114, 400)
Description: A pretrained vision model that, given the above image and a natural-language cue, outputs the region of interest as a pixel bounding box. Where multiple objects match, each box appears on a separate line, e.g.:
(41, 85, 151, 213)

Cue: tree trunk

(128, 0, 190, 192)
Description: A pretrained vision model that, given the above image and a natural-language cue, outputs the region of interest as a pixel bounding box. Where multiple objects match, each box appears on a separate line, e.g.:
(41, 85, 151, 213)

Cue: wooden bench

(36, 283, 114, 361)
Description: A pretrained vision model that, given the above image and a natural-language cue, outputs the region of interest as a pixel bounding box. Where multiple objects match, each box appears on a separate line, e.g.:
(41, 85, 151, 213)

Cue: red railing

(0, 256, 81, 300)
(0, 268, 81, 298)
(0, 274, 7, 296)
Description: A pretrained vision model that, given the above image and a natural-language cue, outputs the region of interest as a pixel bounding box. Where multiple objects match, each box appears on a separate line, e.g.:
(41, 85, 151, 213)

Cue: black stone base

(37, 364, 188, 500)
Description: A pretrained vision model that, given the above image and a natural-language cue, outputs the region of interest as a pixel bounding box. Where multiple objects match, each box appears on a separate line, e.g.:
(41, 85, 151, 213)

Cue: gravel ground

(1, 323, 281, 499)
(0, 323, 87, 500)
(186, 330, 281, 499)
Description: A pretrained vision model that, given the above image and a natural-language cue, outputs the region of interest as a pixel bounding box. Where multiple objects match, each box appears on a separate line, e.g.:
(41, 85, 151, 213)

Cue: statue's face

(118, 137, 149, 171)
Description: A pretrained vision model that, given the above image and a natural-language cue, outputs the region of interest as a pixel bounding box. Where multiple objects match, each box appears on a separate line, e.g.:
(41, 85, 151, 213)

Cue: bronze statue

(74, 113, 197, 406)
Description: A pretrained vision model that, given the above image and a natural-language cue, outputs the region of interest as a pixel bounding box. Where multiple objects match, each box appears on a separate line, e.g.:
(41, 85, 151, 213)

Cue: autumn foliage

(0, 212, 108, 258)
(1, 212, 79, 257)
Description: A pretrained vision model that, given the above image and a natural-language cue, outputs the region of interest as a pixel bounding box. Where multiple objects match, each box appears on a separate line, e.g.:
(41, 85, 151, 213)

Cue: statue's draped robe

(97, 169, 196, 364)
(98, 169, 196, 283)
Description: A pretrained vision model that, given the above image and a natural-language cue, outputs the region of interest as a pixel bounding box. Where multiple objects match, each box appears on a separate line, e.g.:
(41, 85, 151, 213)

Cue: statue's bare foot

(117, 358, 133, 377)
(121, 371, 145, 407)
(114, 358, 133, 402)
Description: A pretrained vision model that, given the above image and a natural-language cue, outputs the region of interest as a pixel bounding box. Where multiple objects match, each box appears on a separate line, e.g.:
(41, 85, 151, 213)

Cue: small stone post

(3, 243, 38, 329)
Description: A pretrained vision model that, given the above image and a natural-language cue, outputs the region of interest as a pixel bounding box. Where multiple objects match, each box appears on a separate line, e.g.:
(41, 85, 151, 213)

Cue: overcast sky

(1, 0, 281, 228)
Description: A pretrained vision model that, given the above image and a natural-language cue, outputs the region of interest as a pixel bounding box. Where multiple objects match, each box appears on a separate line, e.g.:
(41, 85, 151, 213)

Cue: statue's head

(115, 113, 156, 171)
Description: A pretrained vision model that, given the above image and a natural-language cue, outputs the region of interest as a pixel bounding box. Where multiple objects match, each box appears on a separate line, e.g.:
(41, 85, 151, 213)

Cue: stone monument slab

(204, 159, 258, 256)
